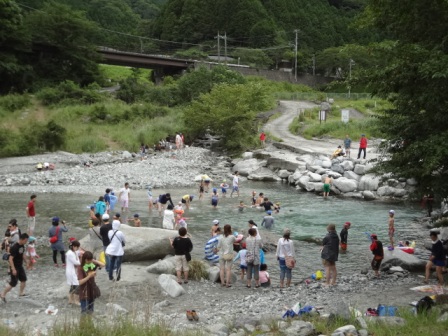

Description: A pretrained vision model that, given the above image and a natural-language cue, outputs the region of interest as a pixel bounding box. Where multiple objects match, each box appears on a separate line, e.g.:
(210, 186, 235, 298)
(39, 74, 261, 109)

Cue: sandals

(186, 310, 199, 321)
(226, 284, 232, 288)
(246, 285, 251, 288)
(255, 285, 260, 288)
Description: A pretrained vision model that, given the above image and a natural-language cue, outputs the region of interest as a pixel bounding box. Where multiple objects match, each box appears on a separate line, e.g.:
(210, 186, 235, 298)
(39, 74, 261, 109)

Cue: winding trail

(265, 100, 378, 159)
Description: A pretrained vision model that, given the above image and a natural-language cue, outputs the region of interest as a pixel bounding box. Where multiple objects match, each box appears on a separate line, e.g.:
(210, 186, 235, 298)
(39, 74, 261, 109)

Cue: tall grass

(0, 93, 31, 113)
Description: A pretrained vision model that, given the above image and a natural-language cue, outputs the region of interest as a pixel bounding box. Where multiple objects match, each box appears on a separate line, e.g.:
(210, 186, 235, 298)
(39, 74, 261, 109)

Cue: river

(0, 181, 427, 277)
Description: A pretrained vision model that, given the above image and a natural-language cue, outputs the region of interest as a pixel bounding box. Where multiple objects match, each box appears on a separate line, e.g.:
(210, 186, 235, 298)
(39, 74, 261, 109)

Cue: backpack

(416, 296, 434, 315)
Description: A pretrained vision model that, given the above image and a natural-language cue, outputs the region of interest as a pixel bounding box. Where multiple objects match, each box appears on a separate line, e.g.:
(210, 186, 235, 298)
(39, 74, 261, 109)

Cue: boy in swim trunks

(388, 210, 395, 249)
(424, 231, 446, 285)
(323, 176, 332, 198)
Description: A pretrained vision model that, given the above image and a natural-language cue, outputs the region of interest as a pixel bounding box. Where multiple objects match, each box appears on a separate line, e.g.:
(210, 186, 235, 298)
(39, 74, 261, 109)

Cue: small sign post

(341, 109, 350, 123)
(319, 110, 326, 124)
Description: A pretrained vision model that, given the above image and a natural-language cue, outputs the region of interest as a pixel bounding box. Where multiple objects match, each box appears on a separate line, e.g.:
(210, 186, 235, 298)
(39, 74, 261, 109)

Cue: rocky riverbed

(0, 147, 447, 335)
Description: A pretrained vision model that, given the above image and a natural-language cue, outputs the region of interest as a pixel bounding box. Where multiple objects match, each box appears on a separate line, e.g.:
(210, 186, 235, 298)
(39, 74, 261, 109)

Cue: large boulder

(362, 190, 376, 200)
(267, 157, 300, 171)
(344, 171, 361, 181)
(382, 248, 426, 272)
(327, 171, 342, 179)
(321, 159, 332, 169)
(146, 257, 176, 274)
(331, 163, 345, 174)
(358, 174, 380, 191)
(298, 175, 310, 189)
(278, 169, 292, 179)
(307, 165, 322, 173)
(291, 170, 303, 182)
(308, 172, 322, 182)
(377, 186, 396, 197)
(158, 274, 186, 297)
(248, 167, 281, 181)
(341, 160, 355, 171)
(232, 158, 263, 176)
(333, 177, 358, 193)
(354, 164, 366, 175)
(242, 152, 253, 160)
(305, 182, 316, 192)
(80, 225, 179, 262)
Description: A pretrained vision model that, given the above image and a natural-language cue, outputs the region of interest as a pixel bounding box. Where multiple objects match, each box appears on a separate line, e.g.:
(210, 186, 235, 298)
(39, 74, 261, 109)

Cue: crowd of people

(1, 176, 446, 316)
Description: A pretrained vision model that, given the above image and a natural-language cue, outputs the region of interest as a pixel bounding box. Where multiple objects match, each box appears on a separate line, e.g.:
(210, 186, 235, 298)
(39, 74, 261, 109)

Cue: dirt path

(264, 100, 378, 158)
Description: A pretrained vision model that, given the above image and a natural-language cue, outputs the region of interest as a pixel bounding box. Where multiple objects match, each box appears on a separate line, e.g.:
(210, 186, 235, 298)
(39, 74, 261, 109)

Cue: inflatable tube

(396, 246, 415, 254)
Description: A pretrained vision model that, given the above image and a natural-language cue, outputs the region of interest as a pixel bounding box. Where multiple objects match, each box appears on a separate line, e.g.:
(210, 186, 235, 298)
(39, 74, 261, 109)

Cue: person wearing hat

(25, 236, 39, 270)
(99, 213, 113, 272)
(210, 220, 220, 237)
(321, 224, 340, 286)
(370, 234, 384, 278)
(388, 210, 395, 249)
(261, 211, 275, 230)
(248, 220, 261, 240)
(357, 134, 368, 160)
(424, 231, 446, 285)
(48, 217, 68, 267)
(339, 222, 351, 251)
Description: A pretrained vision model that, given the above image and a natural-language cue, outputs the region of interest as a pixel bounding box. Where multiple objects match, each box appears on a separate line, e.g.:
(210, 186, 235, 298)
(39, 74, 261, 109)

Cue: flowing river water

(0, 181, 427, 278)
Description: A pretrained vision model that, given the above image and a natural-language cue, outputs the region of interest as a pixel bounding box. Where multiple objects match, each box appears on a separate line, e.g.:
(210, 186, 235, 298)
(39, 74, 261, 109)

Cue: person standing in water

(388, 210, 395, 249)
(339, 222, 351, 251)
(323, 176, 332, 198)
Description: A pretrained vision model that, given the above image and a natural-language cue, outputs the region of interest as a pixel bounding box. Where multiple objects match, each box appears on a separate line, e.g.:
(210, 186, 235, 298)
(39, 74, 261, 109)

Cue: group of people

(330, 134, 368, 160)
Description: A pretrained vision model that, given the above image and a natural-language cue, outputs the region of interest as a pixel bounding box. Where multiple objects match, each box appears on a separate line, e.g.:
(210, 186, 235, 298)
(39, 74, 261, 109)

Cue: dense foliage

(363, 0, 448, 196)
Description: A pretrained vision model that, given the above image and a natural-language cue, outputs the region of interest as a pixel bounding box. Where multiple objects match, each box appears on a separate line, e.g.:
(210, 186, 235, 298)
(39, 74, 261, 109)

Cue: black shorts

(181, 199, 187, 204)
(9, 265, 27, 287)
(371, 257, 383, 271)
(69, 285, 79, 294)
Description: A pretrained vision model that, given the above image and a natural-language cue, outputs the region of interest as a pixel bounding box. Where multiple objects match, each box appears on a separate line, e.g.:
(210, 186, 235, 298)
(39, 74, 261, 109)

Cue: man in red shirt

(357, 134, 368, 159)
(26, 194, 37, 235)
(260, 131, 266, 147)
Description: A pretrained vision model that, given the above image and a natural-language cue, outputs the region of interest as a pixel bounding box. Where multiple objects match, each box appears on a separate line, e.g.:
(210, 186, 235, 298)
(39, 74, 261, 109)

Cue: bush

(0, 94, 31, 112)
(188, 260, 208, 281)
(37, 81, 104, 106)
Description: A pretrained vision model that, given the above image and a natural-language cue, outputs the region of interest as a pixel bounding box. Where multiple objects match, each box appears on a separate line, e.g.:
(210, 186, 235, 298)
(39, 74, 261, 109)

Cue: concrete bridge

(98, 47, 195, 83)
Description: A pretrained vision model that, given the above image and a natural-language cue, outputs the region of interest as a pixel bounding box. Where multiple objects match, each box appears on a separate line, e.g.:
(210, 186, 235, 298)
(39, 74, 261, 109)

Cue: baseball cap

(389, 210, 395, 215)
(52, 217, 59, 222)
(212, 219, 219, 225)
(371, 234, 377, 238)
(29, 236, 36, 242)
(68, 237, 77, 243)
(102, 213, 110, 220)
(267, 210, 272, 215)
(344, 222, 351, 227)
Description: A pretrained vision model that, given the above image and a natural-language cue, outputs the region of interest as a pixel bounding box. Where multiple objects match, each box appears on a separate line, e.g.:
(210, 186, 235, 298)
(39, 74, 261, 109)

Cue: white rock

(354, 164, 366, 175)
(332, 325, 357, 335)
(362, 190, 376, 200)
(327, 171, 342, 179)
(298, 175, 310, 189)
(122, 151, 133, 159)
(248, 167, 281, 181)
(292, 171, 303, 181)
(321, 160, 332, 168)
(331, 163, 345, 174)
(308, 165, 322, 173)
(406, 178, 418, 186)
(232, 159, 263, 176)
(394, 189, 407, 197)
(81, 225, 179, 262)
(278, 169, 291, 179)
(208, 266, 220, 282)
(146, 257, 176, 274)
(242, 152, 253, 160)
(358, 174, 380, 191)
(382, 248, 426, 272)
(377, 186, 395, 197)
(333, 177, 357, 193)
(341, 160, 354, 171)
(158, 274, 186, 298)
(389, 266, 405, 273)
(314, 182, 324, 192)
(106, 303, 129, 315)
(305, 182, 316, 192)
(308, 172, 322, 182)
(344, 171, 361, 181)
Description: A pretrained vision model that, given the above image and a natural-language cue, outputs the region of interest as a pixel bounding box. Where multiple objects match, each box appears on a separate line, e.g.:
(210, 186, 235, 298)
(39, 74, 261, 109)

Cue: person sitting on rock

(331, 146, 344, 159)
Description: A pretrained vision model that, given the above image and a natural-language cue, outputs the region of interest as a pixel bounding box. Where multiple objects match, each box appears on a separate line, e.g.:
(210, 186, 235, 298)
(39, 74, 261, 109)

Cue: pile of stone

(232, 151, 418, 200)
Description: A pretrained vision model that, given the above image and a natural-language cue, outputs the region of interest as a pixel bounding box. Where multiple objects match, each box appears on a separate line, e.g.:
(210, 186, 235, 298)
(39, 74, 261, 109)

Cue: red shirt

(359, 137, 367, 149)
(260, 133, 266, 141)
(27, 201, 35, 217)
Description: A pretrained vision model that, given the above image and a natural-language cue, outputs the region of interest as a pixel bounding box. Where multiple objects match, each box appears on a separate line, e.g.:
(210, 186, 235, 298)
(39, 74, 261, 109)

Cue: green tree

(184, 82, 271, 152)
(363, 0, 448, 196)
(23, 1, 101, 88)
(0, 0, 31, 93)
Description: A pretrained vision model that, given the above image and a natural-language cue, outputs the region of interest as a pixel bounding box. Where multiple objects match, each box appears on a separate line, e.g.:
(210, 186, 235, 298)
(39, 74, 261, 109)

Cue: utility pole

(348, 58, 355, 98)
(215, 31, 221, 63)
(312, 54, 316, 76)
(224, 32, 227, 66)
(294, 29, 299, 82)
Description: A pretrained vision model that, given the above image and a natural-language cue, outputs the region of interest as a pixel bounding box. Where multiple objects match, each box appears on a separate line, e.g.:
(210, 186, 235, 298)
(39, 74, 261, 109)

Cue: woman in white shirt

(276, 228, 296, 288)
(216, 224, 236, 288)
(106, 220, 125, 281)
(66, 240, 81, 305)
(163, 204, 175, 230)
